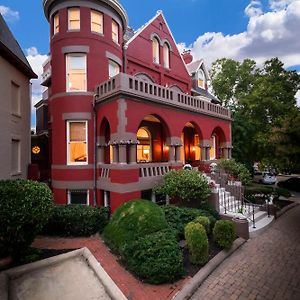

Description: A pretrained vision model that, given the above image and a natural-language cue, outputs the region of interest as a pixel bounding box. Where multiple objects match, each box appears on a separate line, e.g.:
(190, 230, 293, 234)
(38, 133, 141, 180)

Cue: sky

(0, 0, 300, 127)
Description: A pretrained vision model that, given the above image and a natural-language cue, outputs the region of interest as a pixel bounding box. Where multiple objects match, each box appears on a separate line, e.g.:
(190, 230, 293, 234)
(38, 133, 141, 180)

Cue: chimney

(182, 50, 193, 64)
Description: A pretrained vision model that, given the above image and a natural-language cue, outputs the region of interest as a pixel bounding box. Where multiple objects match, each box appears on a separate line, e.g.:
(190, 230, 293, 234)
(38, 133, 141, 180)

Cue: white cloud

(26, 47, 48, 114)
(180, 0, 300, 70)
(0, 6, 19, 22)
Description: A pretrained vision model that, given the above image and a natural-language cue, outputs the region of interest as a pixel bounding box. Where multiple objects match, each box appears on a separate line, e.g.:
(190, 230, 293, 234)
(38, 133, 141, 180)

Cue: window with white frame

(197, 69, 205, 89)
(67, 121, 88, 165)
(68, 8, 80, 30)
(91, 10, 103, 34)
(68, 190, 89, 205)
(66, 53, 87, 92)
(163, 43, 170, 68)
(11, 139, 20, 175)
(152, 37, 160, 64)
(11, 81, 20, 116)
(108, 60, 120, 78)
(112, 20, 119, 43)
(53, 13, 59, 35)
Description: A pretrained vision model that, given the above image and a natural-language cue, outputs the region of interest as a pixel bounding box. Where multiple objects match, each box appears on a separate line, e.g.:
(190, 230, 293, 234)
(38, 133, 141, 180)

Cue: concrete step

(249, 215, 275, 237)
(249, 210, 268, 224)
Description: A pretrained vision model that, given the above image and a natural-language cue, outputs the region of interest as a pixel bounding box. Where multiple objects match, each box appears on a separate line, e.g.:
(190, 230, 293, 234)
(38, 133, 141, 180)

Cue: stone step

(249, 215, 275, 237)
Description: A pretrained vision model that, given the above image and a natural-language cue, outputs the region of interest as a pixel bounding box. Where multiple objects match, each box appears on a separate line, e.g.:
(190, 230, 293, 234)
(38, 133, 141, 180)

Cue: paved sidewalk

(191, 204, 300, 300)
(32, 235, 188, 300)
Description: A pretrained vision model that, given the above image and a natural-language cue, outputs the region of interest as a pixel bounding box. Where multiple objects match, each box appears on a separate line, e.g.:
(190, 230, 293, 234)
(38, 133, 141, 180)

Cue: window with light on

(66, 54, 87, 92)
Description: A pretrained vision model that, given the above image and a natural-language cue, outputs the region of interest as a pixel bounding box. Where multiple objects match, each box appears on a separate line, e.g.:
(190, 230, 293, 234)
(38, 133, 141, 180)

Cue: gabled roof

(0, 14, 36, 78)
(187, 59, 210, 80)
(125, 10, 190, 76)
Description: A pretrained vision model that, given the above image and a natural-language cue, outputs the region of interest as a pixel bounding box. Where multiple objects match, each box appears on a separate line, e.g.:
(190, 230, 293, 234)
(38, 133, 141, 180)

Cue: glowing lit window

(91, 10, 103, 34)
(194, 134, 201, 161)
(152, 38, 160, 64)
(67, 121, 88, 165)
(32, 146, 41, 154)
(197, 69, 205, 89)
(210, 135, 217, 160)
(108, 60, 120, 78)
(137, 128, 151, 162)
(112, 20, 119, 43)
(53, 13, 59, 35)
(66, 54, 86, 92)
(68, 8, 80, 30)
(163, 43, 170, 68)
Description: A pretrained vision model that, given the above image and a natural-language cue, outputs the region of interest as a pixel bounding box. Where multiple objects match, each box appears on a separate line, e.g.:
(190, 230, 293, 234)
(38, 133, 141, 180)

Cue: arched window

(152, 38, 160, 64)
(137, 127, 151, 162)
(197, 69, 205, 89)
(163, 43, 170, 68)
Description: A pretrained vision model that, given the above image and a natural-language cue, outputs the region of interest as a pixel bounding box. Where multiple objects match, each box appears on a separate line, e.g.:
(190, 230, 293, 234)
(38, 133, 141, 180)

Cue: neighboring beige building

(0, 14, 37, 180)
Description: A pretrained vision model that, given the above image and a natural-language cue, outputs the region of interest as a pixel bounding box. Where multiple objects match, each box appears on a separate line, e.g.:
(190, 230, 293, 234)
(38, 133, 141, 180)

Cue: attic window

(152, 37, 160, 64)
(163, 43, 170, 69)
(159, 23, 163, 30)
(197, 69, 205, 89)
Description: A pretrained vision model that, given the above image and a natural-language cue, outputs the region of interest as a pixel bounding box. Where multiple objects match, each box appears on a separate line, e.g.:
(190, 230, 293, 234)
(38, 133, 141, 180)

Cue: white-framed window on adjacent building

(112, 20, 119, 43)
(11, 81, 20, 116)
(11, 138, 21, 175)
(152, 37, 160, 64)
(53, 13, 59, 35)
(163, 43, 170, 68)
(68, 190, 89, 205)
(68, 7, 80, 30)
(67, 120, 88, 165)
(91, 10, 103, 34)
(66, 53, 87, 92)
(108, 60, 120, 78)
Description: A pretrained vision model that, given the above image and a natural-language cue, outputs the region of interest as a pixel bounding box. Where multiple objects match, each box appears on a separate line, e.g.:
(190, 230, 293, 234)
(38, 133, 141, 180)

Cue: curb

(172, 238, 246, 300)
(276, 201, 299, 218)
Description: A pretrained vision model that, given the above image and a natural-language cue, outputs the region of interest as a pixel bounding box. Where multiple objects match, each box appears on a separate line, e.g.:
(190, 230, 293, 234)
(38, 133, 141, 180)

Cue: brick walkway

(191, 205, 300, 300)
(32, 235, 188, 300)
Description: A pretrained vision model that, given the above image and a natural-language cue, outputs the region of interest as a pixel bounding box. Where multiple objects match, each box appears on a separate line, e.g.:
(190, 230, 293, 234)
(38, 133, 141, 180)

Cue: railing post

(252, 204, 256, 229)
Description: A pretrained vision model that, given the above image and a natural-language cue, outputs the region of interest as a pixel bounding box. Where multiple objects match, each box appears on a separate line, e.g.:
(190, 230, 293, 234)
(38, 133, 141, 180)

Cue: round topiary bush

(0, 180, 53, 258)
(184, 222, 209, 265)
(122, 229, 184, 284)
(42, 205, 109, 237)
(193, 216, 210, 234)
(103, 199, 168, 254)
(213, 220, 236, 249)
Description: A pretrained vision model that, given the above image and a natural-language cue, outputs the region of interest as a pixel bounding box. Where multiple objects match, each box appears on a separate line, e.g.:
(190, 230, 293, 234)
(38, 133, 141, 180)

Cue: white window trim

(68, 7, 80, 31)
(108, 59, 120, 79)
(91, 10, 103, 34)
(67, 120, 88, 165)
(112, 19, 119, 44)
(67, 190, 89, 205)
(53, 13, 59, 35)
(163, 43, 170, 69)
(153, 38, 160, 64)
(66, 53, 87, 92)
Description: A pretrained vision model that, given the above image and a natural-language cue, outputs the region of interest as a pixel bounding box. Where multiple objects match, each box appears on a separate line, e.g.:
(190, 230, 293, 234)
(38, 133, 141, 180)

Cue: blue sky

(0, 0, 299, 126)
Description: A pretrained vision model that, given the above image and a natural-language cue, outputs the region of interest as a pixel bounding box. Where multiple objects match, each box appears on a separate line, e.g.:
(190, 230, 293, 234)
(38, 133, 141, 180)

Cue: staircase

(204, 174, 274, 237)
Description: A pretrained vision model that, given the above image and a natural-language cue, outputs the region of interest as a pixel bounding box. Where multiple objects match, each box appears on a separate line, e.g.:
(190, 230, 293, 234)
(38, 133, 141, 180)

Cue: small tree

(154, 169, 211, 203)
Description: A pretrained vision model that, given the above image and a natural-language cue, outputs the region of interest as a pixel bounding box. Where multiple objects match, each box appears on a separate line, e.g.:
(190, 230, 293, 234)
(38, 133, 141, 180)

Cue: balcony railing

(95, 73, 231, 120)
(41, 66, 52, 86)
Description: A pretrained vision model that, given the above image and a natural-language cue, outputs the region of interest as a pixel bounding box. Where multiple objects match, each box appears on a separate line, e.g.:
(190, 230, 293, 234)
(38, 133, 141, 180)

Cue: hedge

(42, 205, 109, 237)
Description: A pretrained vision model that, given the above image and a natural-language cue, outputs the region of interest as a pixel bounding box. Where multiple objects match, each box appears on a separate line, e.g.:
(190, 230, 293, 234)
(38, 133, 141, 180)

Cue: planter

(232, 216, 249, 240)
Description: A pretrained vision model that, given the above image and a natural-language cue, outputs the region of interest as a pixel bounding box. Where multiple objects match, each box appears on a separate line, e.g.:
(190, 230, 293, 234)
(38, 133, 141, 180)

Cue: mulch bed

(182, 238, 223, 277)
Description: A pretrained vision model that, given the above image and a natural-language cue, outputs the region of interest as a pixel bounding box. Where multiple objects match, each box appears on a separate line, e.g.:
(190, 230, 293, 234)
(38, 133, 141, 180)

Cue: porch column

(118, 143, 127, 164)
(168, 145, 175, 163)
(228, 147, 232, 159)
(206, 147, 211, 161)
(200, 147, 207, 161)
(129, 143, 137, 164)
(175, 145, 181, 162)
(111, 144, 118, 164)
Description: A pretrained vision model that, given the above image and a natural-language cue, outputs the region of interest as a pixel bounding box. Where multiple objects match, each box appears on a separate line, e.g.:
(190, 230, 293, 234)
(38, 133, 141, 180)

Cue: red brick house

(39, 0, 231, 212)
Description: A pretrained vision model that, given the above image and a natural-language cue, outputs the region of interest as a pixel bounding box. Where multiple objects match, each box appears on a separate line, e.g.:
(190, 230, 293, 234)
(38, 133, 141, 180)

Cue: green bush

(213, 220, 236, 249)
(161, 205, 218, 239)
(103, 200, 168, 254)
(184, 222, 209, 265)
(154, 169, 211, 203)
(218, 159, 251, 185)
(42, 205, 109, 237)
(193, 216, 210, 234)
(122, 229, 184, 284)
(0, 180, 53, 258)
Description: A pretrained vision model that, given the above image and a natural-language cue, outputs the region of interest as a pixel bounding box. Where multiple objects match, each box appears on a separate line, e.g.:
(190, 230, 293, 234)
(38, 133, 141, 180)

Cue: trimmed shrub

(42, 205, 109, 237)
(0, 180, 53, 257)
(193, 216, 210, 234)
(184, 222, 209, 265)
(161, 205, 218, 239)
(154, 169, 211, 203)
(122, 229, 184, 284)
(103, 199, 168, 254)
(213, 220, 236, 249)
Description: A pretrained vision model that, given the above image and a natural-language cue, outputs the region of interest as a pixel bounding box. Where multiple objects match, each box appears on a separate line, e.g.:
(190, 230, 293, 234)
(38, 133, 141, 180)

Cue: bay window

(68, 8, 80, 30)
(91, 10, 103, 34)
(112, 20, 119, 43)
(66, 53, 86, 92)
(53, 13, 59, 35)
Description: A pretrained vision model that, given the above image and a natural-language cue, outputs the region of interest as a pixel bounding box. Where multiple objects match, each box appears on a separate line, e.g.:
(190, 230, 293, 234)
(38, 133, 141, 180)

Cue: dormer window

(163, 43, 170, 68)
(152, 37, 160, 64)
(197, 69, 205, 89)
(68, 8, 80, 31)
